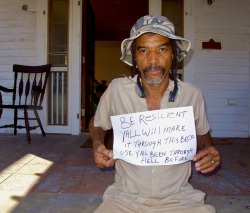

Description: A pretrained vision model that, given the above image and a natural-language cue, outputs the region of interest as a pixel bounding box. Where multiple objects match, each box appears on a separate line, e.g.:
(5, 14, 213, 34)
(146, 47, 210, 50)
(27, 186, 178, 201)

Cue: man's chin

(145, 77, 164, 85)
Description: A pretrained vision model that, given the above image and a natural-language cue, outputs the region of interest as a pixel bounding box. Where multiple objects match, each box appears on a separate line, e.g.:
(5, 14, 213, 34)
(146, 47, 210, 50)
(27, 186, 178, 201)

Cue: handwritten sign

(111, 106, 197, 166)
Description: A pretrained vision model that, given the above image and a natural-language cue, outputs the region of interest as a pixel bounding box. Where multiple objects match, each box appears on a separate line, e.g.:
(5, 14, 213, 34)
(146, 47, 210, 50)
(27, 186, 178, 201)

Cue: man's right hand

(93, 143, 115, 168)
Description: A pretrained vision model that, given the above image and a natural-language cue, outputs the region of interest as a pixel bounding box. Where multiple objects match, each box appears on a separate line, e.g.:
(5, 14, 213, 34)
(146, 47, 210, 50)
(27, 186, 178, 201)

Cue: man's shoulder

(109, 76, 135, 88)
(110, 77, 125, 84)
(178, 80, 202, 93)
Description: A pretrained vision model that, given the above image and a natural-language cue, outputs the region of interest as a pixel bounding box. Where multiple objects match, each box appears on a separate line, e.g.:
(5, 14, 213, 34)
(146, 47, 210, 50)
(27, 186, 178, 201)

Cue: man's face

(135, 33, 173, 85)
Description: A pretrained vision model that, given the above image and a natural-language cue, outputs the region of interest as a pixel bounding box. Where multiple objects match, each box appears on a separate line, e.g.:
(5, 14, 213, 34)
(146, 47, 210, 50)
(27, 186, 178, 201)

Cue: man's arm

(192, 131, 220, 173)
(89, 117, 115, 168)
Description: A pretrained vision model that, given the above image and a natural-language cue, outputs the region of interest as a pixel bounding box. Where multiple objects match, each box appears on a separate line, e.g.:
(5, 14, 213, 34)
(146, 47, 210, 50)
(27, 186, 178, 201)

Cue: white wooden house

(0, 0, 249, 138)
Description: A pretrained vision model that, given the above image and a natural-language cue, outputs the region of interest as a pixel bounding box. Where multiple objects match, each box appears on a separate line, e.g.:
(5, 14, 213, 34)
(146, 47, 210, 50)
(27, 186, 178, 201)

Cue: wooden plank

(196, 82, 249, 91)
(211, 122, 248, 131)
(206, 106, 248, 115)
(0, 49, 36, 57)
(194, 73, 249, 83)
(195, 58, 249, 67)
(195, 17, 249, 27)
(211, 130, 248, 138)
(195, 0, 250, 11)
(0, 56, 36, 64)
(0, 12, 36, 20)
(195, 65, 249, 75)
(202, 89, 249, 99)
(0, 34, 36, 43)
(0, 27, 36, 35)
(0, 0, 35, 5)
(0, 19, 36, 27)
(209, 114, 248, 123)
(205, 98, 248, 108)
(194, 50, 249, 59)
(195, 26, 249, 34)
(0, 42, 35, 50)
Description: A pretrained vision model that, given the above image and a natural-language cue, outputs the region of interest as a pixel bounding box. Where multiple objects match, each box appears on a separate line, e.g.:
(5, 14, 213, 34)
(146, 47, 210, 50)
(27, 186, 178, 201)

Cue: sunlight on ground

(0, 154, 53, 212)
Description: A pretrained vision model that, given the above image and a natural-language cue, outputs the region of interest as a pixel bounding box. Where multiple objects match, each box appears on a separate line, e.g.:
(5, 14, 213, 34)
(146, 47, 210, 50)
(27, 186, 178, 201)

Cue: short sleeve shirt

(94, 75, 210, 205)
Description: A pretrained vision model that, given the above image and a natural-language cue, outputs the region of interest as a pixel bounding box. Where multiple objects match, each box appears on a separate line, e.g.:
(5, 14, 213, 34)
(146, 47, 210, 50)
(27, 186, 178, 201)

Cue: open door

(81, 0, 95, 131)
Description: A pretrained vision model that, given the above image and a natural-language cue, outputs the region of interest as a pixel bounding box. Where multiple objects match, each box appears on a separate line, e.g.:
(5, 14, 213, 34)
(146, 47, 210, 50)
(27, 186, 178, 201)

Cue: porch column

(149, 0, 162, 16)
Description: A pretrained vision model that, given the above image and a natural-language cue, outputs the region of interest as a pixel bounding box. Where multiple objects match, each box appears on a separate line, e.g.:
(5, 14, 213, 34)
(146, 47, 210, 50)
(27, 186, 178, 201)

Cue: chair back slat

(31, 74, 37, 105)
(18, 74, 24, 105)
(13, 64, 52, 107)
(25, 74, 31, 105)
(13, 72, 17, 104)
(38, 73, 44, 106)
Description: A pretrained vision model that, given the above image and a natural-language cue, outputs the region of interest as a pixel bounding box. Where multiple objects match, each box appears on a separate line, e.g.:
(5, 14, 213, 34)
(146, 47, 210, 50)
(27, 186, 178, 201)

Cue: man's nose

(147, 50, 159, 64)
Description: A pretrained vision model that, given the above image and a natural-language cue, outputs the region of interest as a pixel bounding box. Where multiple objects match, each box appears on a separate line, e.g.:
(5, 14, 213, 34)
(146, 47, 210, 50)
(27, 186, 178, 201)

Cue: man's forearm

(89, 117, 106, 149)
(196, 131, 214, 149)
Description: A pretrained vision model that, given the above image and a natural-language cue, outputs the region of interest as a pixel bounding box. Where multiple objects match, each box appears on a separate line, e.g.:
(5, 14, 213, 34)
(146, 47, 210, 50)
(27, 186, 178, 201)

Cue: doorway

(93, 0, 184, 86)
(39, 0, 82, 134)
(81, 0, 95, 131)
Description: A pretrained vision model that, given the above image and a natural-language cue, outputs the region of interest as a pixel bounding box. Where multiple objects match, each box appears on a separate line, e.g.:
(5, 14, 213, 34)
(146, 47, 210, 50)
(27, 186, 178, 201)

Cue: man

(89, 15, 220, 213)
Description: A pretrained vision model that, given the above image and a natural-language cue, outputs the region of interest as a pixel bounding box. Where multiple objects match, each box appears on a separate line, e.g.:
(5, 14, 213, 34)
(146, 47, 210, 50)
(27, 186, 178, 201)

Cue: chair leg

(0, 91, 2, 118)
(34, 109, 46, 137)
(14, 108, 18, 135)
(24, 109, 31, 144)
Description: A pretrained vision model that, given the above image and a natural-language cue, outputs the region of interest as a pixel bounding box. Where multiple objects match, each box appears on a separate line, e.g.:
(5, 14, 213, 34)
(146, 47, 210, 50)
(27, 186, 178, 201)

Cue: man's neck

(142, 77, 169, 110)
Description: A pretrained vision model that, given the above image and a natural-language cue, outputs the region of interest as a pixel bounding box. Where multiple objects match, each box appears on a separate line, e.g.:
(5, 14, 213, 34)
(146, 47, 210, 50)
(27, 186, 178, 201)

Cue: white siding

(193, 0, 250, 137)
(0, 0, 37, 133)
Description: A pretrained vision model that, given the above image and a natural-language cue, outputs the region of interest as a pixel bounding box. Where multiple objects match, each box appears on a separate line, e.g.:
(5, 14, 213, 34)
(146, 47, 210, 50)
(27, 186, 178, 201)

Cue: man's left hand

(192, 146, 220, 173)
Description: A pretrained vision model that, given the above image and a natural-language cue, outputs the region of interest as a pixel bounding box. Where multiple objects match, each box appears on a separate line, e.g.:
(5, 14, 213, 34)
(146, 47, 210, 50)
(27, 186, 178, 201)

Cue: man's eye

(159, 47, 167, 52)
(139, 49, 147, 54)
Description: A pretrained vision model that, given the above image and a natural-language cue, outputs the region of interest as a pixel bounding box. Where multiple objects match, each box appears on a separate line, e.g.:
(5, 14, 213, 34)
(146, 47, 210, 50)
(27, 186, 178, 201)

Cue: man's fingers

(93, 144, 115, 168)
(194, 152, 218, 166)
(199, 160, 220, 173)
(193, 146, 220, 173)
(193, 146, 219, 161)
(95, 157, 115, 168)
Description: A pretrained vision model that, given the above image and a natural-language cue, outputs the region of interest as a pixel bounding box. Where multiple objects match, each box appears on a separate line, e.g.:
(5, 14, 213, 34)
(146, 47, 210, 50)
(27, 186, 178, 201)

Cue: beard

(142, 65, 166, 85)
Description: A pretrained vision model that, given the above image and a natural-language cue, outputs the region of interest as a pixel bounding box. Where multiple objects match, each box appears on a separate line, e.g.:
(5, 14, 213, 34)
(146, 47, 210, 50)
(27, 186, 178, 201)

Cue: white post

(36, 0, 49, 133)
(68, 0, 82, 134)
(183, 0, 195, 83)
(149, 0, 162, 16)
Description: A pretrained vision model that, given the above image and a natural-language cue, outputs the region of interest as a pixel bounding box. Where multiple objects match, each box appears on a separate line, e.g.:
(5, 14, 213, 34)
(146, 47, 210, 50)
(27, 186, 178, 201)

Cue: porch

(0, 134, 249, 212)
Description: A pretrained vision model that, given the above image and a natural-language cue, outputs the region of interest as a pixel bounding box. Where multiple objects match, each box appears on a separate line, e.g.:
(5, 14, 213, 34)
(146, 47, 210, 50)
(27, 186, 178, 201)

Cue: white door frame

(36, 0, 82, 135)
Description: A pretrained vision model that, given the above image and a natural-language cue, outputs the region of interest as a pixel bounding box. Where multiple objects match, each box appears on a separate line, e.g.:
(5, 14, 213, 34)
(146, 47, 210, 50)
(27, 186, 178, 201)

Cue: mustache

(143, 65, 166, 74)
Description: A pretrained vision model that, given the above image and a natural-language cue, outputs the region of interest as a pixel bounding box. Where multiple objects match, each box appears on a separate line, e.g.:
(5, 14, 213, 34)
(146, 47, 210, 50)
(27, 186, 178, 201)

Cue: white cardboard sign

(111, 106, 197, 166)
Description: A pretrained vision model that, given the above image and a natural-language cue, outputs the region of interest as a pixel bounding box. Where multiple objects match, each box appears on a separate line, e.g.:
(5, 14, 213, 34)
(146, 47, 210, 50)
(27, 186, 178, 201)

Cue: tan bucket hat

(120, 15, 191, 66)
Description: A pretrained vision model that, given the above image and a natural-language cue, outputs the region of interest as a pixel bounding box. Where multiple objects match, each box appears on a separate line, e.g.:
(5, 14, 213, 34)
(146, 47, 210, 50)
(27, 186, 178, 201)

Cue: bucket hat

(120, 15, 191, 66)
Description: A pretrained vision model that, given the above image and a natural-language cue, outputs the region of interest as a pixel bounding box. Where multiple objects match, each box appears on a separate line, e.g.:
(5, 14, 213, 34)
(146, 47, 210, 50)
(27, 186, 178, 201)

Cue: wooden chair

(0, 64, 52, 143)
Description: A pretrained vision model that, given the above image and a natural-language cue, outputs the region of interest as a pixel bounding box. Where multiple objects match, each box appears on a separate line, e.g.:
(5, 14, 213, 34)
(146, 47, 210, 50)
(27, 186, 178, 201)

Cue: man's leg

(95, 198, 216, 213)
(94, 199, 142, 213)
(153, 202, 216, 213)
